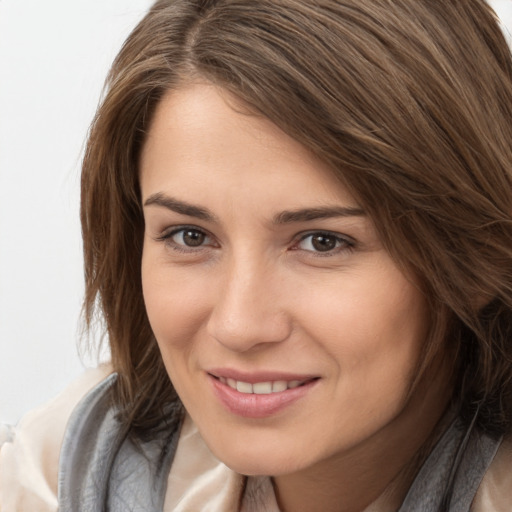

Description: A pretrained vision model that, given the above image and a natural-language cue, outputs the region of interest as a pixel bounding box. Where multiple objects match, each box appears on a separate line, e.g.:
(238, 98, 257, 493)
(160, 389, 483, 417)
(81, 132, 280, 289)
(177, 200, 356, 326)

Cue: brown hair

(81, 0, 512, 435)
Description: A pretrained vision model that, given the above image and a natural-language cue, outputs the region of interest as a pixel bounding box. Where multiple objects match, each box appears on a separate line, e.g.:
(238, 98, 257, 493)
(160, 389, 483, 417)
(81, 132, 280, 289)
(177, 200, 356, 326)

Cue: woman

(2, 0, 512, 510)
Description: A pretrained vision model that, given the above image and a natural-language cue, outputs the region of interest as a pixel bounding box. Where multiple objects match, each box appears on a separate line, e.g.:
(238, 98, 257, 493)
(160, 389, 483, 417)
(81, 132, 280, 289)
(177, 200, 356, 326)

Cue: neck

(272, 363, 453, 512)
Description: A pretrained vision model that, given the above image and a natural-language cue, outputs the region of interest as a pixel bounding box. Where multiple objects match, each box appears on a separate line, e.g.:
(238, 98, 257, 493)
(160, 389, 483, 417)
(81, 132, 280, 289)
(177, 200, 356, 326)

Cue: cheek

(141, 252, 210, 353)
(346, 283, 428, 405)
(296, 265, 428, 387)
(141, 259, 212, 404)
(305, 279, 429, 440)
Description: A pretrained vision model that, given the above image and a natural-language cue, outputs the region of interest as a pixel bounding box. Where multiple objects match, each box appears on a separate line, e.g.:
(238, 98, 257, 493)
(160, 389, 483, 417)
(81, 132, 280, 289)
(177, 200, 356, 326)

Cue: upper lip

(206, 368, 319, 384)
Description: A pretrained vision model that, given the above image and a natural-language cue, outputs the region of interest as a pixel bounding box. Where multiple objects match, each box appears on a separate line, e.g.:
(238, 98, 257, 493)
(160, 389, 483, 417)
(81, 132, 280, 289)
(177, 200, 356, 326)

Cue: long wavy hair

(81, 0, 512, 437)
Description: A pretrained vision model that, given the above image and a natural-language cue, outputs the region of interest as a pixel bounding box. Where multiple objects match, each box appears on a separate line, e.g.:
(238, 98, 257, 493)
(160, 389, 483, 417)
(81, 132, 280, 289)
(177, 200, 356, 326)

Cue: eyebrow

(144, 192, 365, 224)
(144, 193, 217, 222)
(273, 206, 365, 224)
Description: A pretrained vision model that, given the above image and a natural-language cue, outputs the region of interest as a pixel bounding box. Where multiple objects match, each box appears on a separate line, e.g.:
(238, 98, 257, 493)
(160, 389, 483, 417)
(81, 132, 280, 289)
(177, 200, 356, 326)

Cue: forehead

(140, 83, 359, 210)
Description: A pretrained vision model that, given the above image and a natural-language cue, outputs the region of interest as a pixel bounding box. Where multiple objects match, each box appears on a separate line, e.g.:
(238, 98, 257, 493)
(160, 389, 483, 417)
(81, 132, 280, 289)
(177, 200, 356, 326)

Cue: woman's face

(140, 83, 436, 477)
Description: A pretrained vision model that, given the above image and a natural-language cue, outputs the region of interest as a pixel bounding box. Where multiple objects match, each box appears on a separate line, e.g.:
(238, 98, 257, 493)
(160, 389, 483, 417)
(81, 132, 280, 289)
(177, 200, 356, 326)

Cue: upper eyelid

(157, 224, 211, 239)
(295, 230, 355, 244)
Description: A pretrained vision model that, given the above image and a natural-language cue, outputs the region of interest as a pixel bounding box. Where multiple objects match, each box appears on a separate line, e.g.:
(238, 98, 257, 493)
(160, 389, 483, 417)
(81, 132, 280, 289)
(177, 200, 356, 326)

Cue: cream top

(1, 368, 511, 511)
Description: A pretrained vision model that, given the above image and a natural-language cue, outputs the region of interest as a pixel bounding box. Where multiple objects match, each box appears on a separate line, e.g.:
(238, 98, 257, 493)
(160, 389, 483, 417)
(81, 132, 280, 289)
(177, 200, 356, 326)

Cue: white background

(0, 0, 511, 426)
(0, 0, 152, 425)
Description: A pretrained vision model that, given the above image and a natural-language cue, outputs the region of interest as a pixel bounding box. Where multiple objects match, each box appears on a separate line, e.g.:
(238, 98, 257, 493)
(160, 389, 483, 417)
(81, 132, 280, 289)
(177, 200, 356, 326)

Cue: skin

(140, 83, 451, 512)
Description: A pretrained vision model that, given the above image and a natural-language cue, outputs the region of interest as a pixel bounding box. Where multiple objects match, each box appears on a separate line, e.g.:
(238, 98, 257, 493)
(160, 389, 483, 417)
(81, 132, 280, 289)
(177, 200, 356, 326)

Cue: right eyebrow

(143, 193, 217, 222)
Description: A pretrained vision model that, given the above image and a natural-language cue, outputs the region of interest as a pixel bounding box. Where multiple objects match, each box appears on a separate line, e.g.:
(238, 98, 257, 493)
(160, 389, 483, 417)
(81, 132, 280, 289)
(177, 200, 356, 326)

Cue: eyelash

(293, 231, 355, 256)
(155, 226, 355, 256)
(155, 226, 217, 254)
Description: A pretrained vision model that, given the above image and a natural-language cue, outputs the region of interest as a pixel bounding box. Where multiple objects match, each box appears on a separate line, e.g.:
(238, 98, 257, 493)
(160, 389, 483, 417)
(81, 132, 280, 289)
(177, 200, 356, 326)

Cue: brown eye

(182, 230, 205, 247)
(170, 228, 209, 248)
(311, 234, 337, 252)
(296, 232, 352, 254)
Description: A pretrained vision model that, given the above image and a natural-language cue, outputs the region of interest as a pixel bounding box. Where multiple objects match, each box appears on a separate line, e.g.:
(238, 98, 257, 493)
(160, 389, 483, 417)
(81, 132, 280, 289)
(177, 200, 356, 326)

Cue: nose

(206, 258, 293, 353)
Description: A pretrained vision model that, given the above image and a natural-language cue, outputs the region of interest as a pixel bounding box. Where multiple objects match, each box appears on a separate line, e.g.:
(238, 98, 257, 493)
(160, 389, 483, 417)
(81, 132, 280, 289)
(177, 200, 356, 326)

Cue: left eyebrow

(273, 206, 366, 224)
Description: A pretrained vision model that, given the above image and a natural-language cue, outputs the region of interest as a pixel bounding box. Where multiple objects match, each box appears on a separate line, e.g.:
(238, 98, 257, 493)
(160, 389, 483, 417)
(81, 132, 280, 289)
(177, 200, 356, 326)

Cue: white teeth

(220, 377, 307, 393)
(272, 380, 288, 392)
(236, 381, 253, 394)
(253, 382, 273, 394)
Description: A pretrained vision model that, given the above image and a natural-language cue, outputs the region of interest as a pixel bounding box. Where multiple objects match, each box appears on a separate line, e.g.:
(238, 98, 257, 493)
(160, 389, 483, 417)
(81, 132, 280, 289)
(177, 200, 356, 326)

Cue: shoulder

(472, 434, 512, 512)
(0, 365, 113, 512)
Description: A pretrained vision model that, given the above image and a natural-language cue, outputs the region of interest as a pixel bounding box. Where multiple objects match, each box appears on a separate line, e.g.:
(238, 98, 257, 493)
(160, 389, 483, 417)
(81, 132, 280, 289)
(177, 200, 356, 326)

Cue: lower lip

(209, 375, 318, 418)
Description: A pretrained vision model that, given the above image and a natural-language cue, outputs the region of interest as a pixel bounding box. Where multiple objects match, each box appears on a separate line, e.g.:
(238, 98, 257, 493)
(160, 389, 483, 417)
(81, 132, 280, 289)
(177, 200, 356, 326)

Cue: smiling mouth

(208, 373, 320, 418)
(211, 375, 318, 394)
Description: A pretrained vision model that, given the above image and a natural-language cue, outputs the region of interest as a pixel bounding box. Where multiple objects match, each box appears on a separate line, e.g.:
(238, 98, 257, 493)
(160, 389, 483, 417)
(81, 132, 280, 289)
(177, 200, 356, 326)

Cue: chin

(205, 434, 312, 477)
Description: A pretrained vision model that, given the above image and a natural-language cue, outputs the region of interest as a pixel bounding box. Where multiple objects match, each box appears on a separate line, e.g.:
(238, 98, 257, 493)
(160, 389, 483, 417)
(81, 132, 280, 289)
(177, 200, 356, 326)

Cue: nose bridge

(207, 249, 291, 351)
